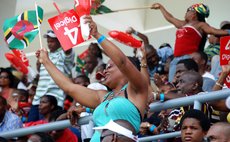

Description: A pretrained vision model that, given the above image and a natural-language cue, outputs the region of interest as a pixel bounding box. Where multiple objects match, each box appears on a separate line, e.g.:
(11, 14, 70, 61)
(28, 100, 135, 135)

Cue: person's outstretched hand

(84, 15, 99, 38)
(67, 105, 80, 126)
(126, 27, 135, 34)
(67, 105, 87, 125)
(140, 45, 146, 60)
(153, 73, 164, 87)
(151, 3, 162, 9)
(35, 48, 49, 64)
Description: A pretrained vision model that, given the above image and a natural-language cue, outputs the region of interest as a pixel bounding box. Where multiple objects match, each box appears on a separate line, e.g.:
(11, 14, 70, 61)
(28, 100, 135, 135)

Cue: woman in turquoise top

(36, 15, 148, 141)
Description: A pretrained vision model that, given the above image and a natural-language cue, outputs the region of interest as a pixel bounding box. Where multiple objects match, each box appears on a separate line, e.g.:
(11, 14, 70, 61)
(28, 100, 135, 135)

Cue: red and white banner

(225, 74, 230, 88)
(220, 36, 230, 88)
(48, 9, 86, 51)
(220, 36, 230, 65)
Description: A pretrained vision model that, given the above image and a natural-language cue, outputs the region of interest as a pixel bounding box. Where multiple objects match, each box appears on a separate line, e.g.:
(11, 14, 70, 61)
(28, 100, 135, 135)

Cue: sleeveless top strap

(121, 84, 128, 91)
(103, 91, 113, 102)
(124, 88, 128, 99)
(103, 84, 128, 102)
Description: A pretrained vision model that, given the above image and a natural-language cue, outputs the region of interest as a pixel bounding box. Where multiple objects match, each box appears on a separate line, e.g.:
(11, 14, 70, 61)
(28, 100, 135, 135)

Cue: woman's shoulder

(196, 21, 210, 29)
(98, 89, 110, 102)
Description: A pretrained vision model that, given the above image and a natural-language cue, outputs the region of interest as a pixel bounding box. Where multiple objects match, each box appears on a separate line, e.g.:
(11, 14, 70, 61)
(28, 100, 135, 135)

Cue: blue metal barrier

(0, 115, 92, 139)
(138, 131, 181, 142)
(149, 89, 230, 112)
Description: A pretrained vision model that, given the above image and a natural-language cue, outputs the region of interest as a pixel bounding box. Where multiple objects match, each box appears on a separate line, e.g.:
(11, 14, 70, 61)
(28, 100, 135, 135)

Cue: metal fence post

(193, 100, 202, 110)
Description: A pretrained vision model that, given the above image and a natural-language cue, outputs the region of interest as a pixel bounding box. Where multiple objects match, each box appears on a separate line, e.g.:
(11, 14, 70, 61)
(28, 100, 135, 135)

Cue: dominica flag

(3, 6, 43, 50)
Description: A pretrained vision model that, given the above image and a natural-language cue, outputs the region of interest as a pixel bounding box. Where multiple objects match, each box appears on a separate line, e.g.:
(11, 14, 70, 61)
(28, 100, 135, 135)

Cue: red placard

(48, 9, 85, 51)
(220, 36, 230, 65)
(220, 36, 230, 88)
(225, 74, 230, 88)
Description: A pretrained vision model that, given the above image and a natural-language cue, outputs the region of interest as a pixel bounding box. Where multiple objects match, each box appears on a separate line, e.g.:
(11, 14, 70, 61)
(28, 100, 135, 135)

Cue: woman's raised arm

(151, 3, 185, 28)
(84, 15, 148, 94)
(36, 48, 103, 108)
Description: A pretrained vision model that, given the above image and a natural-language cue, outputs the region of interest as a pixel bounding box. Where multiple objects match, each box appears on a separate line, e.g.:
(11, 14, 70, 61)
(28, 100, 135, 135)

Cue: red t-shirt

(56, 128, 78, 142)
(174, 25, 202, 57)
(23, 120, 47, 127)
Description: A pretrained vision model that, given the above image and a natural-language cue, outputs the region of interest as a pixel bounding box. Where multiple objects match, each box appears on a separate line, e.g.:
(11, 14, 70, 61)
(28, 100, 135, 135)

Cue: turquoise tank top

(90, 85, 141, 142)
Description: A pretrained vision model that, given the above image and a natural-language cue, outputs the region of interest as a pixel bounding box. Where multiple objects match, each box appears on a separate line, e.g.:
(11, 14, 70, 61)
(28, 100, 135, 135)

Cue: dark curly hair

(127, 56, 140, 71)
(177, 59, 199, 72)
(0, 68, 15, 88)
(180, 109, 210, 132)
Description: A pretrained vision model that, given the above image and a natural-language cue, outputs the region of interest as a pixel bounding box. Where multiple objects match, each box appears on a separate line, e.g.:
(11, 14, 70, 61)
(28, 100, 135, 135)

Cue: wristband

(97, 35, 106, 44)
(140, 63, 147, 68)
(215, 82, 223, 88)
(86, 107, 91, 113)
(152, 92, 157, 101)
(160, 93, 165, 102)
(149, 124, 156, 133)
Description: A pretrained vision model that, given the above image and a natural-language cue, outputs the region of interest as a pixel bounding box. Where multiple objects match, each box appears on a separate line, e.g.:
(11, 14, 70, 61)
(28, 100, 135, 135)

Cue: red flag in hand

(5, 53, 28, 74)
(75, 0, 91, 15)
(12, 49, 29, 67)
(74, 0, 91, 40)
(109, 30, 142, 48)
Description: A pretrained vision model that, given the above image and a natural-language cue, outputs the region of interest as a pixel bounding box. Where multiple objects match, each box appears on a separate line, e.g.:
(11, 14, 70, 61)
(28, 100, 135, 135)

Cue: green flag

(75, 56, 88, 76)
(90, 0, 113, 15)
(3, 6, 43, 49)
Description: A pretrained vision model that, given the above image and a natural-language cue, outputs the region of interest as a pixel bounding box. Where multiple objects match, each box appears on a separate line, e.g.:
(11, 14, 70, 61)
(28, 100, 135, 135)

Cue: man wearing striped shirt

(28, 30, 75, 122)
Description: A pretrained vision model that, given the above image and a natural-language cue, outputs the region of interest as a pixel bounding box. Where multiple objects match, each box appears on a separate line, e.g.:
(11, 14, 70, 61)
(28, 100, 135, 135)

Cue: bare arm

(210, 62, 230, 111)
(126, 27, 149, 45)
(85, 16, 148, 94)
(151, 3, 185, 28)
(164, 91, 185, 100)
(36, 49, 103, 108)
(140, 45, 150, 83)
(155, 90, 184, 101)
(199, 22, 229, 36)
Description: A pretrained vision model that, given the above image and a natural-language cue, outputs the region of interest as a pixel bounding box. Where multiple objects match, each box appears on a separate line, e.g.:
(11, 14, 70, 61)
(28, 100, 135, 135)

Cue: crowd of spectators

(0, 2, 230, 142)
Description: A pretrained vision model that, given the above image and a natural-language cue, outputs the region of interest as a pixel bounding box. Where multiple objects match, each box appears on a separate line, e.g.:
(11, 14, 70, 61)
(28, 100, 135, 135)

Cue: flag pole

(35, 2, 43, 49)
(53, 2, 62, 15)
(113, 6, 152, 12)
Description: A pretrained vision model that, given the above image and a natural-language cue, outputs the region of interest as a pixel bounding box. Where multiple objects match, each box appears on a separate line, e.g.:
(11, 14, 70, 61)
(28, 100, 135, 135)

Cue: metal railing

(0, 115, 93, 139)
(139, 131, 181, 142)
(0, 89, 229, 141)
(149, 89, 230, 112)
(139, 89, 230, 141)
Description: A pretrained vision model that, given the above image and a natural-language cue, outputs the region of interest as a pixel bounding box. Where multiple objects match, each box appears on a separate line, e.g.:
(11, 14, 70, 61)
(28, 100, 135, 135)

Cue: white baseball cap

(43, 30, 56, 38)
(93, 120, 138, 141)
(220, 21, 230, 29)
